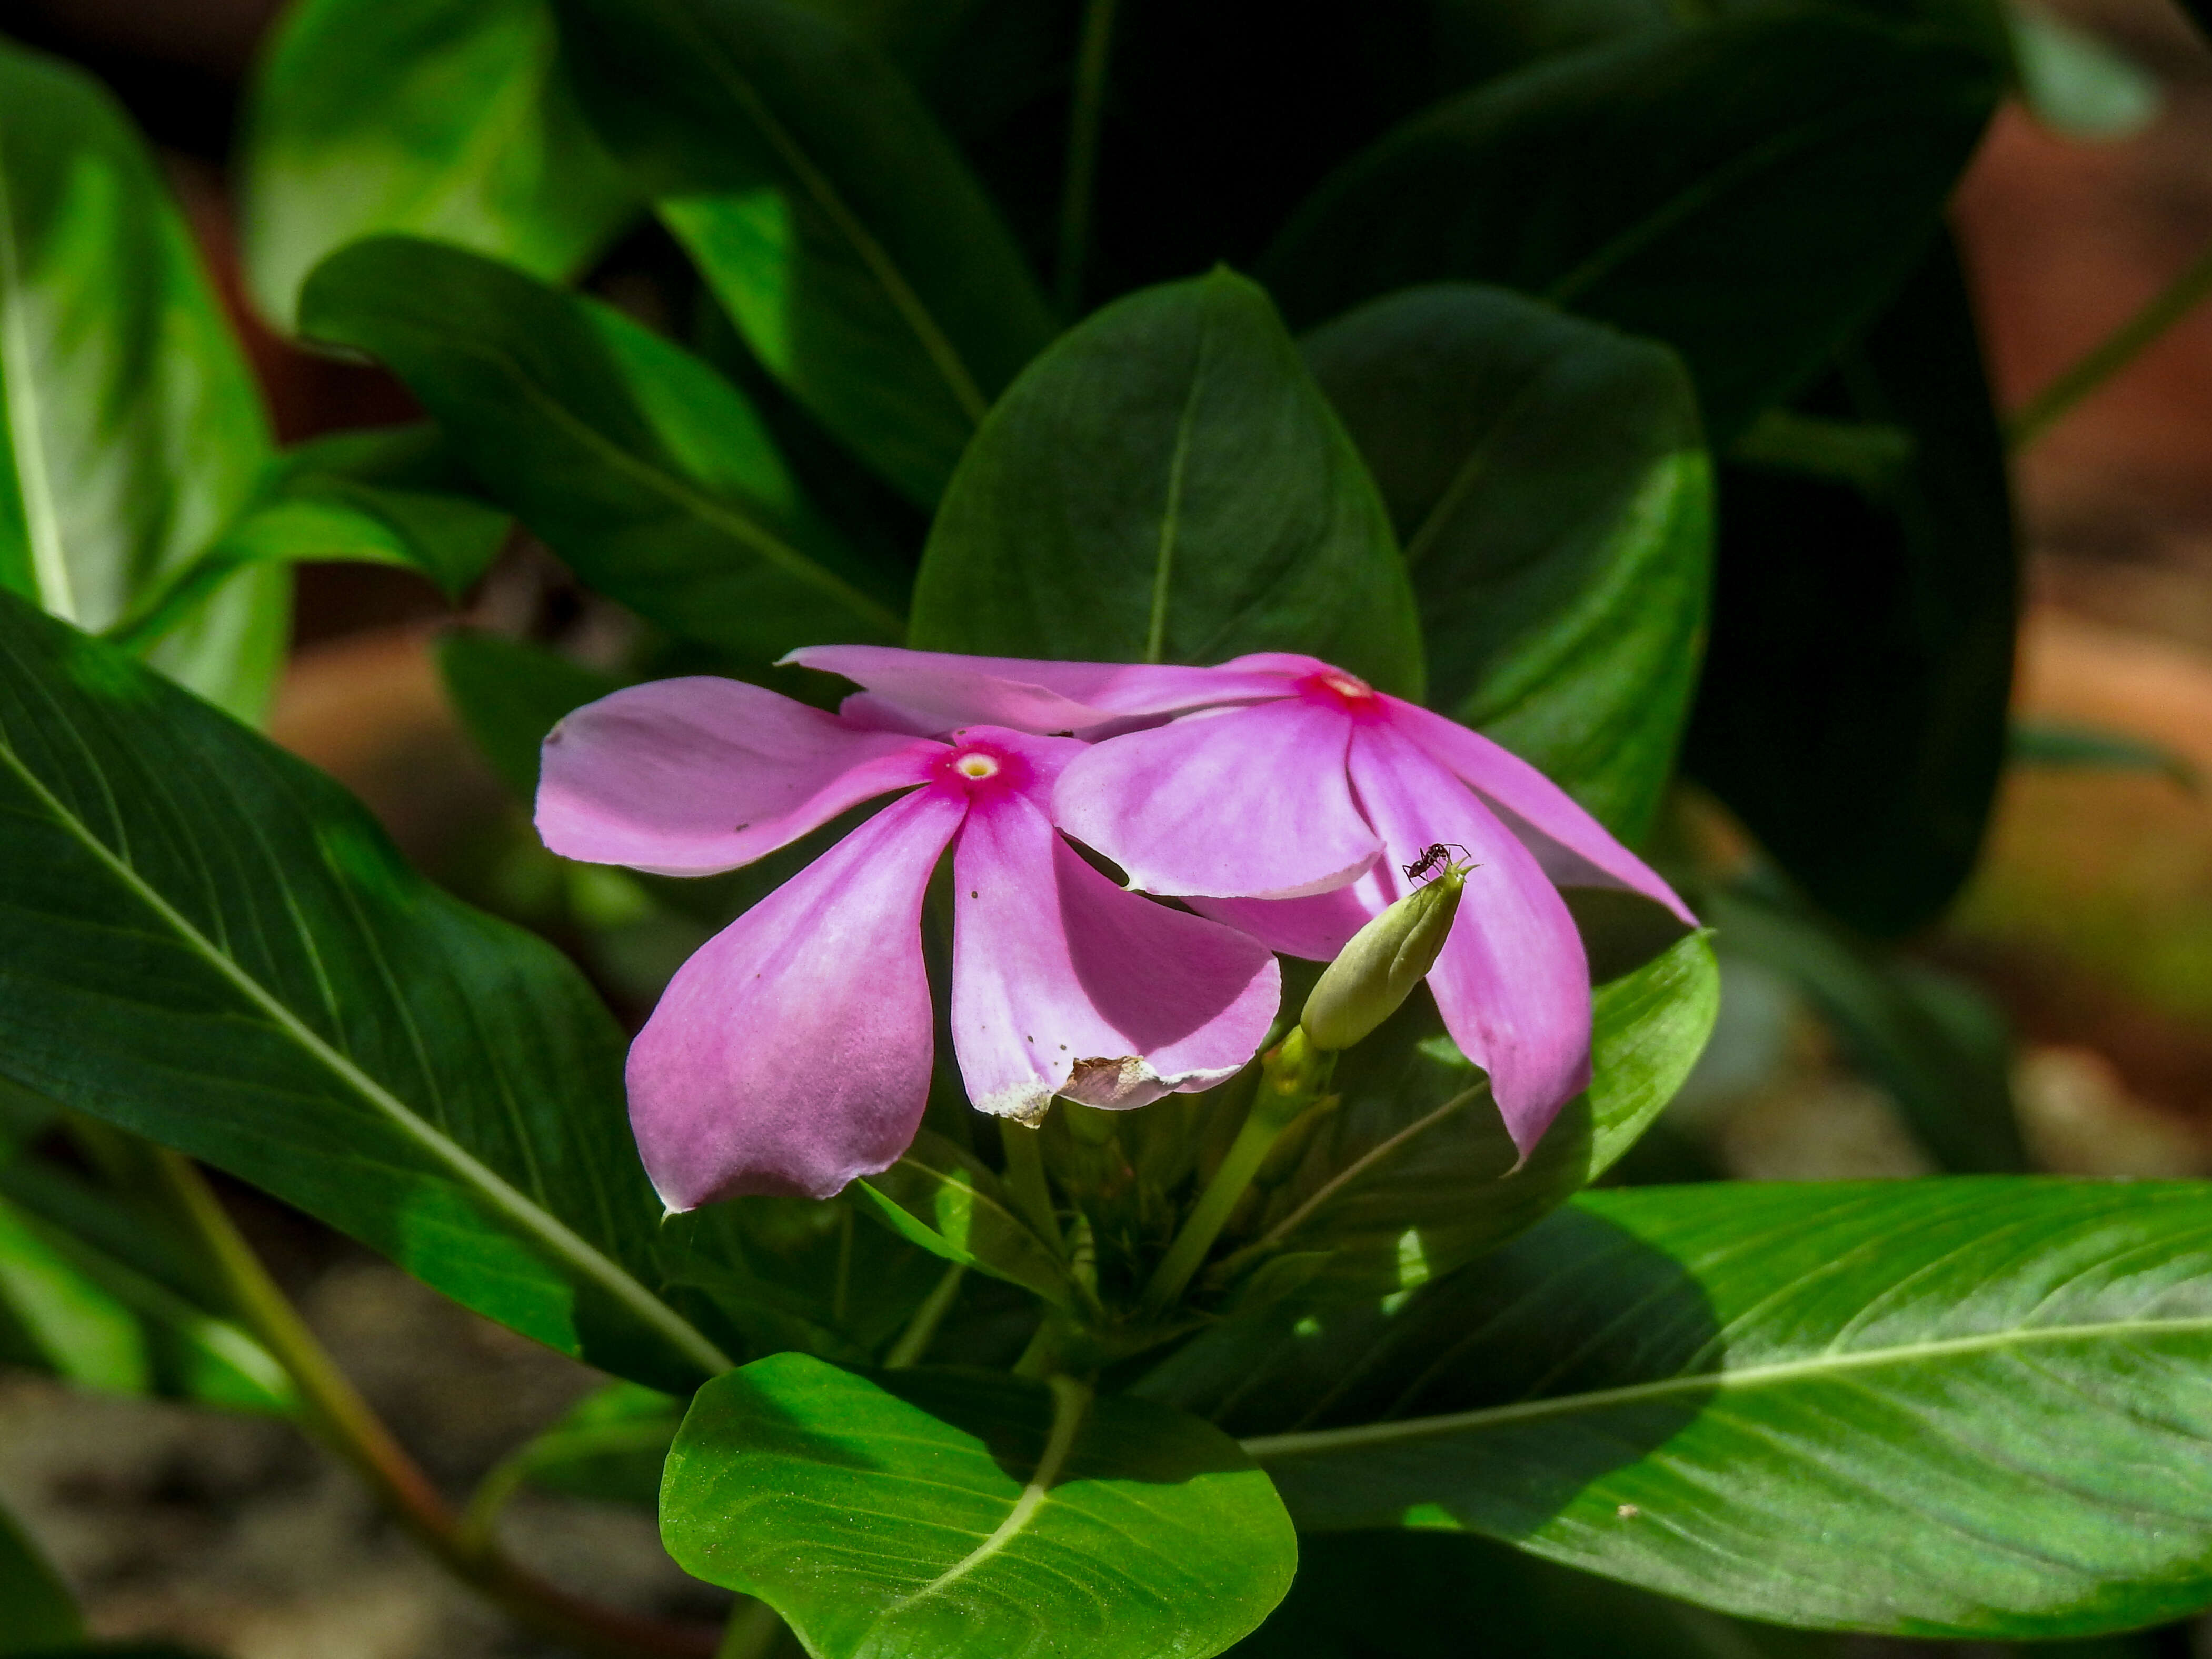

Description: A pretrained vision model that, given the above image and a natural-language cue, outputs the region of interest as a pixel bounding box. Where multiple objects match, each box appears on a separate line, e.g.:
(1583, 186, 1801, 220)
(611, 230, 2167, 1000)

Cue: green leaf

(1228, 1180, 2212, 1639)
(301, 236, 905, 664)
(662, 1351, 1298, 1659)
(1302, 284, 1710, 840)
(1258, 9, 2002, 445)
(854, 1131, 1074, 1307)
(553, 0, 1057, 507)
(0, 1152, 292, 1413)
(435, 630, 623, 801)
(1687, 237, 2016, 935)
(2007, 7, 2160, 141)
(911, 269, 1424, 697)
(1210, 925, 1716, 1310)
(2011, 719, 2198, 791)
(237, 0, 639, 331)
(0, 1500, 78, 1655)
(0, 587, 729, 1389)
(108, 427, 514, 656)
(1706, 882, 2026, 1173)
(0, 36, 285, 723)
(467, 1380, 682, 1525)
(1227, 1528, 1836, 1659)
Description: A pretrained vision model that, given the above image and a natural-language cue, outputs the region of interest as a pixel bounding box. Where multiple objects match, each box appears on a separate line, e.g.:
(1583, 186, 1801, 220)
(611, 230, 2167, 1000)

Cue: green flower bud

(1299, 864, 1467, 1051)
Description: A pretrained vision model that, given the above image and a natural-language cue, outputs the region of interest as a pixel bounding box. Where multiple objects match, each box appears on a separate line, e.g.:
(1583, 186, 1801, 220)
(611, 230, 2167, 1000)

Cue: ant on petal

(1402, 842, 1474, 883)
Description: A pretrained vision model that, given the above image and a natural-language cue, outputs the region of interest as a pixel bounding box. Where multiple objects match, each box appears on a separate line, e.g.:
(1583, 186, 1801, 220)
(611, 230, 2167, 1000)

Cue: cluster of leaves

(0, 1, 2207, 1657)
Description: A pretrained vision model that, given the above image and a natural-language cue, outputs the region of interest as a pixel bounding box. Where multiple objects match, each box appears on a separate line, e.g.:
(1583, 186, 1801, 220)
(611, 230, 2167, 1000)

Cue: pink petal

(626, 788, 966, 1206)
(784, 645, 1295, 735)
(1385, 697, 1696, 925)
(1348, 722, 1593, 1156)
(950, 789, 1280, 1122)
(1053, 699, 1381, 898)
(536, 677, 942, 876)
(1188, 883, 1382, 961)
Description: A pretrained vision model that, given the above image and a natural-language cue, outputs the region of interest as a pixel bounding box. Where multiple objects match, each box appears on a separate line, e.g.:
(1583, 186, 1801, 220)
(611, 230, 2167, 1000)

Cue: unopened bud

(1299, 864, 1466, 1051)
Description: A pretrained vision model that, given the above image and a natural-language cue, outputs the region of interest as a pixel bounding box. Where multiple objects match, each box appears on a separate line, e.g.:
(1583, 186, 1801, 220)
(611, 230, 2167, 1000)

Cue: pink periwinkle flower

(537, 678, 1280, 1208)
(792, 646, 1696, 1156)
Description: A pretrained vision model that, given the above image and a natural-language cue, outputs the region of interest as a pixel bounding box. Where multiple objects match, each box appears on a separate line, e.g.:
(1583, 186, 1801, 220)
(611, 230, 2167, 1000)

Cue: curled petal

(1188, 882, 1382, 961)
(950, 790, 1280, 1122)
(627, 789, 965, 1206)
(537, 677, 943, 876)
(785, 644, 1294, 734)
(1055, 699, 1379, 898)
(1348, 723, 1592, 1156)
(1386, 697, 1696, 925)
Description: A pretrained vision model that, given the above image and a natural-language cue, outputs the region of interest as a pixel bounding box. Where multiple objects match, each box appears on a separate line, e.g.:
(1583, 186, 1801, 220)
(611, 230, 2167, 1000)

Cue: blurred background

(7, 0, 2212, 1652)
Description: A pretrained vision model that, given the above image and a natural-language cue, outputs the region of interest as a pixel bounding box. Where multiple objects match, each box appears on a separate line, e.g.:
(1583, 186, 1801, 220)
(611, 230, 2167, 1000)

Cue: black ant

(1402, 842, 1473, 883)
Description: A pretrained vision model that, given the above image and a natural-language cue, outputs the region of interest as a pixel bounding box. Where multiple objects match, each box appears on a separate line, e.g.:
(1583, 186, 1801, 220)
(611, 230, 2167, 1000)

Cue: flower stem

(150, 1149, 715, 1659)
(1054, 0, 1119, 314)
(2008, 234, 2212, 450)
(884, 1261, 966, 1368)
(999, 1117, 1062, 1251)
(1139, 1030, 1334, 1319)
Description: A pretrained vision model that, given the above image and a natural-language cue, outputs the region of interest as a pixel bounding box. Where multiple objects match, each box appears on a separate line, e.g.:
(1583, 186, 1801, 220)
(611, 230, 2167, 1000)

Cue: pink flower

(791, 647, 1694, 1155)
(536, 677, 1281, 1208)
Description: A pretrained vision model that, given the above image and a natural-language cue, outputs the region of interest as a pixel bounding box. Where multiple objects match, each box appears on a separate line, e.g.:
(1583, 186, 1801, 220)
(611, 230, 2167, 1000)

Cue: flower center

(1299, 669, 1380, 714)
(953, 751, 1001, 781)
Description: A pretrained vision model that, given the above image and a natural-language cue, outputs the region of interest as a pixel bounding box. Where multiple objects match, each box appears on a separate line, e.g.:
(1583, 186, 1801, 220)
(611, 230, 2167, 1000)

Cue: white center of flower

(954, 752, 1000, 780)
(1321, 673, 1373, 702)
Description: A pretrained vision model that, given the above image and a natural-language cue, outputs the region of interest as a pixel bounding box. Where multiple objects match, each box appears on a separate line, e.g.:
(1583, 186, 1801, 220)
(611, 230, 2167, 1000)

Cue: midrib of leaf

(659, 0, 990, 424)
(423, 326, 904, 638)
(0, 708, 733, 1381)
(1143, 318, 1212, 664)
(386, 12, 545, 241)
(0, 142, 75, 623)
(1401, 373, 1552, 572)
(1238, 1312, 2212, 1462)
(876, 1375, 1093, 1620)
(1540, 98, 1852, 309)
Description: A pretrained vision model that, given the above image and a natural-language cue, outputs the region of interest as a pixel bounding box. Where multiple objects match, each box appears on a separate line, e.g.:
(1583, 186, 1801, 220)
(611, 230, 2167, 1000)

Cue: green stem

(885, 1261, 966, 1368)
(150, 1150, 715, 1659)
(1139, 1031, 1333, 1318)
(715, 1600, 788, 1659)
(2009, 235, 2212, 450)
(1054, 0, 1119, 315)
(999, 1118, 1062, 1251)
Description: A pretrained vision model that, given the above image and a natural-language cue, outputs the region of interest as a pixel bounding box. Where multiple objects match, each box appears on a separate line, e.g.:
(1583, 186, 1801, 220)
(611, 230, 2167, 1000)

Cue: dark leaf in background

(1303, 284, 1709, 840)
(0, 589, 727, 1390)
(301, 236, 906, 665)
(237, 0, 640, 331)
(1227, 1182, 2212, 1639)
(854, 1130, 1074, 1307)
(1227, 1527, 1832, 1658)
(911, 269, 1424, 697)
(435, 631, 625, 802)
(662, 1352, 1298, 1659)
(1689, 239, 2017, 935)
(0, 37, 286, 724)
(553, 0, 1057, 507)
(1259, 8, 2002, 446)
(0, 1498, 80, 1655)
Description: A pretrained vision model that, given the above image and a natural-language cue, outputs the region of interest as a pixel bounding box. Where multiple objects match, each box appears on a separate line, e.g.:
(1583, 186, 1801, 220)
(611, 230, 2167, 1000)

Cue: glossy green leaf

(1213, 924, 1715, 1309)
(553, 0, 1056, 506)
(302, 237, 905, 663)
(854, 1131, 1073, 1307)
(436, 630, 625, 802)
(1220, 1181, 2212, 1638)
(1228, 1528, 1834, 1659)
(1302, 284, 1709, 839)
(0, 587, 728, 1389)
(0, 1501, 78, 1655)
(0, 1154, 291, 1413)
(662, 1351, 1297, 1659)
(1687, 238, 2016, 934)
(109, 427, 513, 656)
(1259, 9, 2002, 445)
(1706, 882, 2025, 1173)
(912, 269, 1424, 697)
(0, 36, 285, 723)
(238, 0, 639, 331)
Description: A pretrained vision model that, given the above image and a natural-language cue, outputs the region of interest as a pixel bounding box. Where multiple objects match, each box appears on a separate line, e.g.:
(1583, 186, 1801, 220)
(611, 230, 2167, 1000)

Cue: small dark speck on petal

(735, 822, 750, 831)
(1025, 1035, 1034, 1043)
(970, 890, 979, 898)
